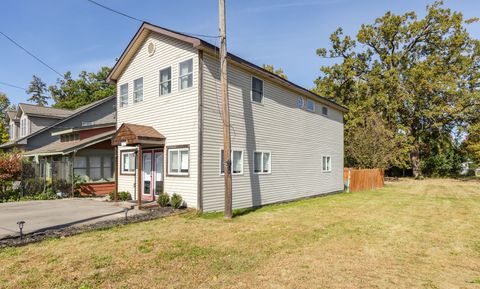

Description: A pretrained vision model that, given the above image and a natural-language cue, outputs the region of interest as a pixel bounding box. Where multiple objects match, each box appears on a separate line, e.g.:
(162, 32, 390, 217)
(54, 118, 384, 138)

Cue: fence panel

(344, 168, 384, 192)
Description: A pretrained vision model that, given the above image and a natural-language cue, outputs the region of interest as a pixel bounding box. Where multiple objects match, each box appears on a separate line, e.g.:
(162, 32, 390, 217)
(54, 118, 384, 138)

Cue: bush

(119, 191, 132, 201)
(157, 193, 169, 207)
(108, 191, 132, 201)
(170, 193, 183, 209)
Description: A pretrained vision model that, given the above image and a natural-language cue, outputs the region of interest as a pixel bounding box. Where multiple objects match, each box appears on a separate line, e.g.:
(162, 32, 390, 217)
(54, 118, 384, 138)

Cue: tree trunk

(410, 146, 421, 178)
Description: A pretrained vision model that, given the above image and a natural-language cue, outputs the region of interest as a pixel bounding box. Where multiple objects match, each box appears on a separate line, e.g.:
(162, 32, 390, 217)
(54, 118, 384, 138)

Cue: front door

(142, 150, 164, 200)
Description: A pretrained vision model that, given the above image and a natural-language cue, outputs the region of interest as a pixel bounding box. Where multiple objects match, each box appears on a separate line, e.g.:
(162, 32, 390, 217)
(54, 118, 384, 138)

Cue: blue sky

(1, 0, 479, 105)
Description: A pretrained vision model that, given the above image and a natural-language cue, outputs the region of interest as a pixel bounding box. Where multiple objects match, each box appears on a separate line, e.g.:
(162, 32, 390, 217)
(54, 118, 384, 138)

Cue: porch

(112, 123, 166, 207)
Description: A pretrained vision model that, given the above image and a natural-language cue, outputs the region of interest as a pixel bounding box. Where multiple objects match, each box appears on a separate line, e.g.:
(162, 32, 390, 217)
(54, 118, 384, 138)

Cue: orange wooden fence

(343, 168, 384, 192)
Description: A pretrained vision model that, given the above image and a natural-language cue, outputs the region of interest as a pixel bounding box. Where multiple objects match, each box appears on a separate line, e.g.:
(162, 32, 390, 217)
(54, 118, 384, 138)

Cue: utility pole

(219, 0, 233, 219)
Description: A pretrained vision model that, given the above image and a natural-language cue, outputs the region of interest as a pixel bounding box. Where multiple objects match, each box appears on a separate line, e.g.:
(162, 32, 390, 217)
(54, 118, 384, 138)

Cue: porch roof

(24, 130, 115, 157)
(111, 123, 165, 146)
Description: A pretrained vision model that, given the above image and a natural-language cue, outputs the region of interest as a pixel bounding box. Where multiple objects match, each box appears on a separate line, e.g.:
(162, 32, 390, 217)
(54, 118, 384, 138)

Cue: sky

(0, 0, 479, 105)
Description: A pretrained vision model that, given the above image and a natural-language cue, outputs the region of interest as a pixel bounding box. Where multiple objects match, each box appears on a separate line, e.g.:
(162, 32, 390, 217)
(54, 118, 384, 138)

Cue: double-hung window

(179, 59, 193, 90)
(133, 78, 143, 103)
(220, 149, 243, 175)
(251, 77, 264, 103)
(120, 83, 128, 107)
(322, 156, 331, 172)
(168, 147, 189, 175)
(322, 106, 329, 116)
(159, 67, 172, 95)
(306, 99, 315, 112)
(254, 151, 271, 174)
(121, 151, 136, 174)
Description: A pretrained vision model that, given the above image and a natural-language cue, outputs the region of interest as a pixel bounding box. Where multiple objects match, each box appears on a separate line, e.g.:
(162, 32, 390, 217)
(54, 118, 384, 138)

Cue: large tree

(262, 64, 288, 79)
(314, 1, 480, 177)
(26, 75, 49, 106)
(49, 67, 116, 110)
(0, 93, 10, 144)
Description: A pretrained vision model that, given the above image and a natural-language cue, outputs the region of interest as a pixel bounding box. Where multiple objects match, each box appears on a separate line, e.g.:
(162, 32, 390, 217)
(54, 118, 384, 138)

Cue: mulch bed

(0, 206, 185, 248)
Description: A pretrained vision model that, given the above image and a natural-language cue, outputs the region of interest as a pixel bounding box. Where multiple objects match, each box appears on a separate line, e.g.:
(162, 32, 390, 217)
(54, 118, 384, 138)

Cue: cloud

(241, 0, 349, 13)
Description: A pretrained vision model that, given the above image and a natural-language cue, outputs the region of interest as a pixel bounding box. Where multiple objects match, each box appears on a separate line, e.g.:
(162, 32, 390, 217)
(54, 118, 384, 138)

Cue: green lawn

(1, 178, 479, 289)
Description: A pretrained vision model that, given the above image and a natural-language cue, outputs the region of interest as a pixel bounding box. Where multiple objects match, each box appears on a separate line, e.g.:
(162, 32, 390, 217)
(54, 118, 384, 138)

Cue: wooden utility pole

(219, 0, 233, 219)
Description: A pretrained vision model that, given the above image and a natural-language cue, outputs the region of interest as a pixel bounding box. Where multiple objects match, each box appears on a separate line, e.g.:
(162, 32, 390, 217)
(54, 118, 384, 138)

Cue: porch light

(120, 141, 127, 147)
(17, 221, 25, 240)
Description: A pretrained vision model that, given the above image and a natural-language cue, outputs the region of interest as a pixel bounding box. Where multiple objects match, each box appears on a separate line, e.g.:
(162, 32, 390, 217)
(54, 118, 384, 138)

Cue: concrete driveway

(0, 199, 138, 239)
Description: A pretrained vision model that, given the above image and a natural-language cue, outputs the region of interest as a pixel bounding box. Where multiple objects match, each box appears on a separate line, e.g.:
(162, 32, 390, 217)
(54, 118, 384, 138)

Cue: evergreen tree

(26, 75, 49, 106)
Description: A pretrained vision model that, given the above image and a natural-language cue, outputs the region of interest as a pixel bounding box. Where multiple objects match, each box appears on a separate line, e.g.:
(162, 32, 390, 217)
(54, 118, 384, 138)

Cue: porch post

(137, 144, 142, 208)
(114, 146, 118, 202)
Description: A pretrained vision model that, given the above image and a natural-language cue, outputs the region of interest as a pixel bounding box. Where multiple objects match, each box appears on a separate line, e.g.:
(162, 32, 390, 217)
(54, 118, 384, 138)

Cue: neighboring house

(3, 96, 117, 196)
(109, 22, 347, 212)
(3, 104, 73, 150)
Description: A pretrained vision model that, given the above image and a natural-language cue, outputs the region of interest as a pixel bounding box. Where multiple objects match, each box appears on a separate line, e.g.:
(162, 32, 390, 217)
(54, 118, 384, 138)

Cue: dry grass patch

(0, 178, 479, 289)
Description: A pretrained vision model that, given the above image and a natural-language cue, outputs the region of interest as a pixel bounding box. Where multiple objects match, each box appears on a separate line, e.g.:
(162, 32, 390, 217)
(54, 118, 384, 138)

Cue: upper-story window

(251, 77, 264, 103)
(322, 106, 329, 116)
(322, 156, 332, 172)
(159, 67, 172, 95)
(60, 133, 80, 142)
(296, 96, 304, 109)
(133, 77, 143, 103)
(179, 59, 193, 90)
(120, 83, 128, 107)
(306, 99, 315, 112)
(20, 119, 28, 137)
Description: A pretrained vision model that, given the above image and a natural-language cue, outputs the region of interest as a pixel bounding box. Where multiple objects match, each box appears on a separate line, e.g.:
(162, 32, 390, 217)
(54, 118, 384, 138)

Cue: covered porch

(112, 123, 166, 207)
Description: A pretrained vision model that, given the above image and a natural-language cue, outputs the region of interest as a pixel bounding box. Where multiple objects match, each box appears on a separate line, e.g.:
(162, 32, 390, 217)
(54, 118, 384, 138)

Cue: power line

(0, 31, 63, 78)
(85, 0, 220, 39)
(0, 81, 26, 91)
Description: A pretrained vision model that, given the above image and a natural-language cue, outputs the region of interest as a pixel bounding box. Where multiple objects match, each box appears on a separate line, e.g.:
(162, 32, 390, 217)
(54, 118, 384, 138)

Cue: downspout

(197, 50, 204, 212)
(71, 150, 76, 198)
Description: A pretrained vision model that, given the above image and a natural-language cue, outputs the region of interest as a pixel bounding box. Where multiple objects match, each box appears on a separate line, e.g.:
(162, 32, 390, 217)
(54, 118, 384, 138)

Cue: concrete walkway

(0, 199, 142, 239)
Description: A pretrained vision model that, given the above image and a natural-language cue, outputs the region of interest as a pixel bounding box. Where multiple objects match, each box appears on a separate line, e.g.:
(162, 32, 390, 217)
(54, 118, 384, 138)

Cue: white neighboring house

(109, 22, 347, 212)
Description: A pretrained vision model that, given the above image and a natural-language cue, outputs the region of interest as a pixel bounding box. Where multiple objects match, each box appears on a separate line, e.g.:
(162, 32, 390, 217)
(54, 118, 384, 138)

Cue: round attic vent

(147, 42, 156, 56)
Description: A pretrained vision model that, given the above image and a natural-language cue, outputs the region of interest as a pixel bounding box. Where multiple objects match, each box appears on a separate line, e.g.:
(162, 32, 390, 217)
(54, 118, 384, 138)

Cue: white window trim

(119, 83, 128, 107)
(178, 58, 194, 91)
(159, 66, 172, 96)
(322, 155, 332, 172)
(250, 76, 264, 104)
(133, 77, 144, 103)
(121, 151, 136, 175)
(253, 151, 272, 174)
(168, 147, 189, 176)
(306, 99, 315, 112)
(219, 149, 244, 176)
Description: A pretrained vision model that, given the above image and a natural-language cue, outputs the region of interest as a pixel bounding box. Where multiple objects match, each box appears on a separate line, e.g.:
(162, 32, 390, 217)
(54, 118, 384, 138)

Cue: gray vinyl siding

(29, 117, 59, 134)
(115, 33, 199, 208)
(25, 98, 116, 151)
(201, 54, 344, 212)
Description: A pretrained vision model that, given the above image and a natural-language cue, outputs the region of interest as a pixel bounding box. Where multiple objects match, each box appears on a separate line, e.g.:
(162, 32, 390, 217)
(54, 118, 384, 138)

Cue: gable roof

(6, 110, 18, 122)
(111, 123, 165, 146)
(106, 22, 348, 113)
(17, 103, 73, 119)
(24, 130, 115, 157)
(0, 96, 115, 149)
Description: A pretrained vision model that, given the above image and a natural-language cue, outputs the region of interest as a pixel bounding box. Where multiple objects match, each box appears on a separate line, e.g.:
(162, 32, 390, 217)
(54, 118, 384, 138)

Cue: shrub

(119, 191, 132, 201)
(170, 193, 183, 209)
(157, 193, 169, 207)
(108, 190, 116, 201)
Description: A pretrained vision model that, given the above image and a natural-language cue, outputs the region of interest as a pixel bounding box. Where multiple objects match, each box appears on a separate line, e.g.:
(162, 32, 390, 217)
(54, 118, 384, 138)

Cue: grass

(1, 178, 480, 289)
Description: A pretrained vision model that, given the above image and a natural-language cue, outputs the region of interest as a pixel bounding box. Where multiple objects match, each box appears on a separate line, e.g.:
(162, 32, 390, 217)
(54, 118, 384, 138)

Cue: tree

(345, 113, 408, 169)
(262, 64, 288, 79)
(49, 67, 116, 110)
(0, 93, 11, 144)
(26, 75, 49, 106)
(314, 1, 480, 177)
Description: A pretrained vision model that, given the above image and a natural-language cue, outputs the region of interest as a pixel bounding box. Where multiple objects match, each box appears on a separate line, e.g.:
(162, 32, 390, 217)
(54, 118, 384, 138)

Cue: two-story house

(109, 22, 347, 212)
